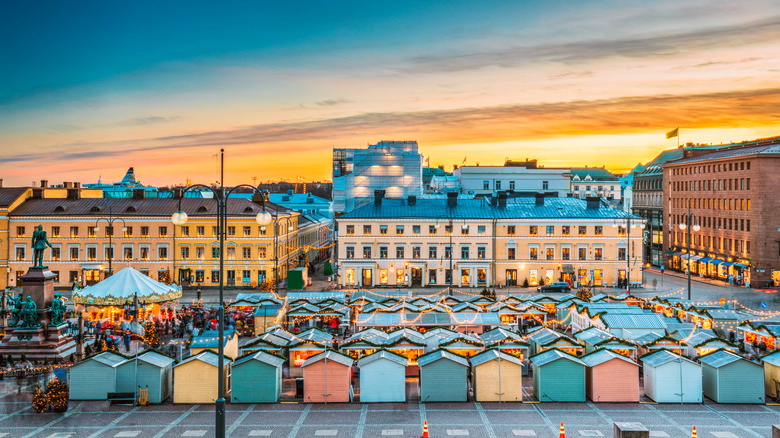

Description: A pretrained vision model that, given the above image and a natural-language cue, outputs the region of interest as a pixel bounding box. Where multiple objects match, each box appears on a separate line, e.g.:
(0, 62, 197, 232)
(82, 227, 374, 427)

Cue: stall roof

(530, 349, 586, 367)
(417, 349, 469, 367)
(470, 349, 523, 367)
(698, 349, 749, 368)
(480, 327, 525, 344)
(302, 350, 354, 368)
(630, 332, 664, 346)
(178, 350, 221, 368)
(580, 349, 636, 367)
(350, 290, 411, 301)
(574, 327, 613, 345)
(86, 351, 128, 368)
(233, 351, 286, 368)
(602, 313, 667, 330)
(252, 305, 283, 317)
(641, 349, 695, 367)
(762, 351, 780, 367)
(357, 350, 408, 368)
(356, 312, 500, 326)
(136, 351, 176, 368)
(191, 330, 236, 348)
(287, 292, 346, 301)
(234, 292, 283, 306)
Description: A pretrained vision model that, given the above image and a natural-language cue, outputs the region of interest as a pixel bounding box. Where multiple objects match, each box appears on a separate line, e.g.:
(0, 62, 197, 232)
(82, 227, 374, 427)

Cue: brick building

(662, 136, 780, 287)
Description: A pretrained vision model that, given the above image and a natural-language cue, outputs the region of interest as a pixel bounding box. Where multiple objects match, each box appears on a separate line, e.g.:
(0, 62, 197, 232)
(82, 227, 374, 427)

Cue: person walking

(123, 330, 131, 353)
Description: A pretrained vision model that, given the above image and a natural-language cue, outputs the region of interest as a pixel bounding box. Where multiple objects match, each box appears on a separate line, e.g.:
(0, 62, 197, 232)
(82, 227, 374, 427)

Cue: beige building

(5, 186, 300, 289)
(0, 186, 33, 289)
(336, 193, 643, 289)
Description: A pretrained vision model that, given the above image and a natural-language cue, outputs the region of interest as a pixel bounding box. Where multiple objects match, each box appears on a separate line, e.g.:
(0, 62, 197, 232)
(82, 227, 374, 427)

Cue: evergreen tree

(45, 378, 69, 413)
(144, 320, 160, 348)
(32, 384, 47, 413)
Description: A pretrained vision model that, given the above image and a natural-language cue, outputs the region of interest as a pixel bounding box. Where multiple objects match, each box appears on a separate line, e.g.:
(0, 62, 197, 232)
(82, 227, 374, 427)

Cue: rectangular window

(594, 226, 603, 237)
(495, 180, 501, 190)
(195, 270, 205, 282)
(578, 226, 587, 236)
(51, 247, 60, 261)
(562, 247, 570, 260)
(71, 226, 79, 238)
(16, 226, 25, 237)
(345, 225, 354, 235)
(51, 226, 60, 238)
(88, 227, 96, 238)
(242, 246, 251, 259)
(461, 245, 470, 259)
(124, 227, 133, 238)
(70, 247, 79, 261)
(618, 247, 626, 260)
(197, 226, 205, 237)
(196, 246, 205, 259)
(212, 226, 218, 237)
(212, 247, 220, 259)
(445, 225, 453, 235)
(140, 226, 149, 238)
(15, 247, 25, 261)
(429, 246, 437, 259)
(181, 246, 190, 259)
(413, 225, 421, 235)
(546, 247, 554, 260)
(379, 246, 388, 259)
(578, 247, 587, 260)
(507, 225, 516, 235)
(346, 246, 355, 259)
(444, 245, 452, 259)
(258, 226, 266, 236)
(542, 181, 549, 190)
(396, 246, 405, 259)
(380, 225, 388, 235)
(429, 270, 437, 285)
(529, 247, 538, 260)
(396, 225, 404, 235)
(562, 226, 570, 236)
(105, 247, 114, 261)
(363, 246, 372, 259)
(477, 246, 486, 259)
(618, 226, 626, 237)
(226, 247, 235, 260)
(478, 225, 486, 235)
(412, 245, 421, 259)
(508, 247, 517, 260)
(87, 247, 97, 261)
(243, 226, 251, 237)
(211, 270, 220, 283)
(124, 247, 133, 261)
(363, 225, 371, 235)
(138, 247, 149, 261)
(483, 181, 490, 190)
(181, 226, 190, 237)
(509, 181, 515, 190)
(546, 226, 554, 236)
(258, 246, 267, 259)
(594, 247, 603, 260)
(461, 225, 469, 235)
(529, 226, 538, 236)
(227, 226, 236, 236)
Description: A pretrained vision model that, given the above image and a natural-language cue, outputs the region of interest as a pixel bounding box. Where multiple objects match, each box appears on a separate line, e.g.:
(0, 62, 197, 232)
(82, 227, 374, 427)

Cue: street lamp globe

(692, 224, 701, 232)
(639, 223, 646, 229)
(171, 210, 188, 226)
(678, 222, 687, 231)
(256, 211, 273, 226)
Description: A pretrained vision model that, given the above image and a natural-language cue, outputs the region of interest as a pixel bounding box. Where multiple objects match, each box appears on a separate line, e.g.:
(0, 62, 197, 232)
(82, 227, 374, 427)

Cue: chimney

(40, 179, 48, 188)
(447, 192, 458, 207)
(64, 182, 72, 188)
(67, 188, 80, 200)
(407, 195, 417, 206)
(374, 190, 385, 205)
(535, 193, 545, 206)
(0, 178, 3, 188)
(132, 188, 146, 200)
(490, 196, 498, 206)
(586, 196, 601, 209)
(74, 182, 81, 189)
(32, 188, 44, 199)
(498, 192, 508, 207)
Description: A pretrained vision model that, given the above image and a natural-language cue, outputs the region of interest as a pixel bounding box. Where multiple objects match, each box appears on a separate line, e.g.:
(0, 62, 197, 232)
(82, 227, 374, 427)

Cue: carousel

(72, 267, 182, 330)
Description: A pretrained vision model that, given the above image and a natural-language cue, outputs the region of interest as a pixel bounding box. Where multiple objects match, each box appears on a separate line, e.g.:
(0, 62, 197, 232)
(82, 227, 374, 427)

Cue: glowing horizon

(1, 1, 779, 186)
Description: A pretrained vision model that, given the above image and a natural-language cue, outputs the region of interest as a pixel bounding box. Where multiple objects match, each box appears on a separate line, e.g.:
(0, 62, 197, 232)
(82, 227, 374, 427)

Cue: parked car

(537, 282, 571, 293)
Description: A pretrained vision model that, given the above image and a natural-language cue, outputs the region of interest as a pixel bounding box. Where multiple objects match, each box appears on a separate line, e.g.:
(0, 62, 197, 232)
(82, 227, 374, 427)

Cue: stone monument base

(0, 324, 77, 361)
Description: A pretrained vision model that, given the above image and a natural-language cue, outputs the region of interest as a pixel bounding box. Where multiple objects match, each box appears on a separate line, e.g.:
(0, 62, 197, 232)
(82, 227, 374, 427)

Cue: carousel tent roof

(74, 267, 182, 306)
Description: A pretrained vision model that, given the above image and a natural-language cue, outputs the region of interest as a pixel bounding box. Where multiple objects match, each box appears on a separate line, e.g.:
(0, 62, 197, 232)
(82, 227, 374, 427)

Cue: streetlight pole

(436, 214, 465, 296)
(94, 208, 126, 278)
(614, 215, 645, 295)
(678, 203, 700, 301)
(171, 149, 273, 438)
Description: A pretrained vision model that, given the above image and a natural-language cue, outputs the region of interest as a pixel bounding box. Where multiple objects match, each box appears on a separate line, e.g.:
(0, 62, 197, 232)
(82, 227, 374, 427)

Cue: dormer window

(90, 206, 101, 213)
(197, 206, 208, 213)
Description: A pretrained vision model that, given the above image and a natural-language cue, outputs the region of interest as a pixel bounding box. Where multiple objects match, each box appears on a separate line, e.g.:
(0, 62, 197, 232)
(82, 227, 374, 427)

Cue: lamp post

(613, 216, 645, 294)
(252, 192, 289, 294)
(678, 205, 700, 301)
(94, 208, 127, 278)
(171, 149, 273, 438)
(435, 214, 466, 296)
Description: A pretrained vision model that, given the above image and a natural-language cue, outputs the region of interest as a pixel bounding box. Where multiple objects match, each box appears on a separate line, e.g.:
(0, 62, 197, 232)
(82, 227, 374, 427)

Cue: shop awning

(698, 257, 713, 263)
(665, 250, 676, 255)
(734, 263, 749, 268)
(673, 252, 684, 257)
(709, 260, 725, 265)
(720, 261, 735, 268)
(562, 264, 574, 273)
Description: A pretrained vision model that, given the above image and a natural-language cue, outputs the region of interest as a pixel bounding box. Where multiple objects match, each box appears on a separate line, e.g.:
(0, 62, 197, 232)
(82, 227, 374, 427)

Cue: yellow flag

(666, 127, 679, 139)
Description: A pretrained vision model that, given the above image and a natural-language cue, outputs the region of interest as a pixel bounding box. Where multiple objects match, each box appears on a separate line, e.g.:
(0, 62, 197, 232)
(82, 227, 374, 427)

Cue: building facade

(5, 187, 301, 289)
(632, 148, 683, 267)
(453, 160, 570, 197)
(332, 140, 423, 214)
(662, 136, 780, 287)
(336, 193, 643, 289)
(570, 167, 621, 201)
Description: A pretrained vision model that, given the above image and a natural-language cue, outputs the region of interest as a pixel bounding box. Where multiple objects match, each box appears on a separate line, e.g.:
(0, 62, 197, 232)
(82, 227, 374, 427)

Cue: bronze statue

(50, 294, 66, 327)
(9, 293, 23, 326)
(31, 224, 52, 268)
(18, 296, 40, 329)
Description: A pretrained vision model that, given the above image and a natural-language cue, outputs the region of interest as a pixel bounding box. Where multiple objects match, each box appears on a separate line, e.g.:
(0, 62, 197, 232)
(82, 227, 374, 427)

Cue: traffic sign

(761, 302, 768, 309)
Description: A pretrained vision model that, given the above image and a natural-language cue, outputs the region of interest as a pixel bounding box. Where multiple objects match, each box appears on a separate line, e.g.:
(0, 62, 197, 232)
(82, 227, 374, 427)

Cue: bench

(107, 392, 135, 406)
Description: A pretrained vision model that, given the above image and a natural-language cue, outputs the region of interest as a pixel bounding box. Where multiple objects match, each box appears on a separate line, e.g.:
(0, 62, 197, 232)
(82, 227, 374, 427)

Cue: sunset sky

(1, 0, 779, 187)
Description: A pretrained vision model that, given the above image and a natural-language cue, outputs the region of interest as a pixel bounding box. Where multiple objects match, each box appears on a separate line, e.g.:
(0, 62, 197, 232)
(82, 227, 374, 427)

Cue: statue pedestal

(0, 324, 76, 360)
(19, 267, 57, 325)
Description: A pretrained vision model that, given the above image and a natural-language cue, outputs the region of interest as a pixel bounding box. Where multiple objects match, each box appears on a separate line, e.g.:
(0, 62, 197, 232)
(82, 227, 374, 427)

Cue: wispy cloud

(315, 98, 351, 107)
(400, 16, 780, 74)
(116, 115, 180, 127)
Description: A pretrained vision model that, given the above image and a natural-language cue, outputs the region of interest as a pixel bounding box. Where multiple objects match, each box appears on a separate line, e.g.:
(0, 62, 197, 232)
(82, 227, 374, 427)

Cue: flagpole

(678, 127, 680, 148)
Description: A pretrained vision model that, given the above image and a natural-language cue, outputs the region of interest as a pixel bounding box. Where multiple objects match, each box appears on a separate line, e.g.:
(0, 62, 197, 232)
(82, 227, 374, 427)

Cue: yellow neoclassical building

(5, 187, 300, 289)
(336, 193, 643, 289)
